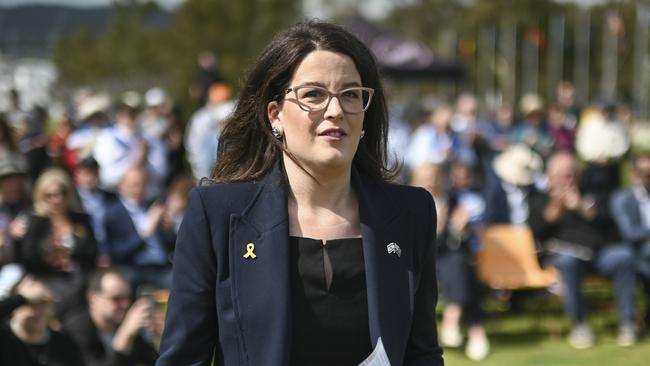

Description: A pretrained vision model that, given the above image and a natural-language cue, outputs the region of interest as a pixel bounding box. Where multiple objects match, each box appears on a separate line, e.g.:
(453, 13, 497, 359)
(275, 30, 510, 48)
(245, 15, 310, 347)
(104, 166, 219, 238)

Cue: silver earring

(272, 127, 282, 139)
(360, 130, 365, 139)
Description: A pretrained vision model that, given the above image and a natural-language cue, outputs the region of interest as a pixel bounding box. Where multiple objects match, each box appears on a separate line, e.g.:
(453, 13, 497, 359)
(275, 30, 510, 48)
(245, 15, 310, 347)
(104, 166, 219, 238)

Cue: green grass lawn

(441, 288, 650, 365)
(444, 335, 650, 366)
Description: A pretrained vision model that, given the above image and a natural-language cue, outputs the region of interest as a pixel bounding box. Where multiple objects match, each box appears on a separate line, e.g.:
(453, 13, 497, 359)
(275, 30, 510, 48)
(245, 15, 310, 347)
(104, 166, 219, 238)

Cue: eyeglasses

(285, 85, 374, 114)
(44, 190, 66, 199)
(99, 293, 131, 304)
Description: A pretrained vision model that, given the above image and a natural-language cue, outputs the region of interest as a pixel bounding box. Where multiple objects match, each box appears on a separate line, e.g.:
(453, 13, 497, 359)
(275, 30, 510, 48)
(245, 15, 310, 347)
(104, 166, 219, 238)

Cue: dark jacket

(156, 163, 442, 366)
(103, 199, 172, 266)
(610, 187, 650, 246)
(528, 191, 608, 252)
(64, 309, 158, 366)
(18, 211, 97, 273)
(0, 295, 86, 366)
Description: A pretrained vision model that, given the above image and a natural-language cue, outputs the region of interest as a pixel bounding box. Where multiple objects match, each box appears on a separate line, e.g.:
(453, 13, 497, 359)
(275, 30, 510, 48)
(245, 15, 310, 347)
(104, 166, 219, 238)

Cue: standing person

(184, 82, 234, 182)
(157, 21, 442, 366)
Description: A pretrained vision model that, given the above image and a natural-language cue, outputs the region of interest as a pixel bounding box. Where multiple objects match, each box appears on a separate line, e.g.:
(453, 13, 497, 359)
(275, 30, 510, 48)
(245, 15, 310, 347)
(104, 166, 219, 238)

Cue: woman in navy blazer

(157, 21, 443, 366)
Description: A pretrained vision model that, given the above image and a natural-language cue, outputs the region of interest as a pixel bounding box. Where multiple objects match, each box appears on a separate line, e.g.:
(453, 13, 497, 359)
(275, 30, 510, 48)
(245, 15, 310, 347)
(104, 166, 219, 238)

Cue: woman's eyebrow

(298, 81, 362, 88)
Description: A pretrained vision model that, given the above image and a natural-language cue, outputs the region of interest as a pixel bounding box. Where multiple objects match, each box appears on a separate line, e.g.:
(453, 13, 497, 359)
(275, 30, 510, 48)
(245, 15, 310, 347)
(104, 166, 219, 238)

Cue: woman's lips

(318, 128, 347, 141)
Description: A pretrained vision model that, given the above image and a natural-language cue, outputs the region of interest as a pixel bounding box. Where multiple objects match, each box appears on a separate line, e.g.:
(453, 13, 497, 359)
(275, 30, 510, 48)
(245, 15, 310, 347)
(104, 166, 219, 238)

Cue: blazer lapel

(228, 164, 416, 365)
(229, 166, 292, 366)
(353, 170, 416, 366)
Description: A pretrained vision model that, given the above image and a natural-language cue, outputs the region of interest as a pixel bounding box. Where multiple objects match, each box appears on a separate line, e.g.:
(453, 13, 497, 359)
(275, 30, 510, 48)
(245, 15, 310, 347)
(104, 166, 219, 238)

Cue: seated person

(610, 153, 650, 327)
(103, 167, 173, 289)
(0, 275, 85, 366)
(64, 268, 158, 366)
(73, 157, 116, 268)
(411, 162, 489, 361)
(528, 151, 637, 349)
(483, 144, 543, 226)
(17, 168, 97, 321)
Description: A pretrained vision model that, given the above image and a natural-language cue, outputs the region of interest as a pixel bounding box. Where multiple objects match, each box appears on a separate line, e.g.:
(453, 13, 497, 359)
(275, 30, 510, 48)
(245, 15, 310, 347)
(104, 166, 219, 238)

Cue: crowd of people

(402, 81, 650, 360)
(0, 72, 649, 364)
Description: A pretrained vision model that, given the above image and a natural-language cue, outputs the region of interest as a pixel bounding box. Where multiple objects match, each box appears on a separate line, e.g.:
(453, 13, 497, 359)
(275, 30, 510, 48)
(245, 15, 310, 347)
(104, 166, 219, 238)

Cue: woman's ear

(267, 101, 281, 126)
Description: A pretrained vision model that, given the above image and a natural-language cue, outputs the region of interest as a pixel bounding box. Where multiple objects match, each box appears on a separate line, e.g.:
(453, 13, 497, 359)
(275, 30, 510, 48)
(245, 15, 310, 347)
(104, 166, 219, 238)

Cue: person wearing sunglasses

(157, 21, 442, 366)
(17, 168, 97, 323)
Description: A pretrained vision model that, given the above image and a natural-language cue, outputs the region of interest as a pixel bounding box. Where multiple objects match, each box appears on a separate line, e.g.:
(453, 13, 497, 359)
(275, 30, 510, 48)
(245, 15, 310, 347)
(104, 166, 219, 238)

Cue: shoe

(568, 323, 594, 350)
(440, 326, 463, 348)
(465, 334, 490, 361)
(617, 323, 637, 347)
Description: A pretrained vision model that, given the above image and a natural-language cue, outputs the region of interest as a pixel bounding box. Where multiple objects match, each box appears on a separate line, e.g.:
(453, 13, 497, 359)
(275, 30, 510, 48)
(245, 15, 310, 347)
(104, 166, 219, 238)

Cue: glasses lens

(339, 87, 371, 113)
(295, 86, 329, 111)
(293, 86, 373, 113)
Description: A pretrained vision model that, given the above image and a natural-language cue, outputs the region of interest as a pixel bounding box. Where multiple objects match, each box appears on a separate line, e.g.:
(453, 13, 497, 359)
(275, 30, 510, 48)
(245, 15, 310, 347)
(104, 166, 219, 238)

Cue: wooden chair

(476, 224, 558, 290)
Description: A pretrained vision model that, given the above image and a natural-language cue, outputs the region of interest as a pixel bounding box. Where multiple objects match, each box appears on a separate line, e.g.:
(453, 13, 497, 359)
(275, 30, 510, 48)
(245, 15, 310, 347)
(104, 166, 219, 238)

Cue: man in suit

(610, 153, 650, 327)
(74, 157, 116, 267)
(103, 166, 172, 289)
(64, 268, 158, 366)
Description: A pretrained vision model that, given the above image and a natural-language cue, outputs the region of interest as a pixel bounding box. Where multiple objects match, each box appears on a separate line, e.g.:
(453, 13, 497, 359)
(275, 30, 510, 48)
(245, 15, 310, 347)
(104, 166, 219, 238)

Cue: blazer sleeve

(610, 190, 650, 244)
(156, 188, 218, 366)
(103, 206, 145, 262)
(404, 190, 444, 365)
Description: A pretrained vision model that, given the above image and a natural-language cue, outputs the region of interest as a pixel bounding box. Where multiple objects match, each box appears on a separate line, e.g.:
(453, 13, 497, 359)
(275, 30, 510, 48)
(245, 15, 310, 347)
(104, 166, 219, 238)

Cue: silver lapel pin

(387, 242, 401, 257)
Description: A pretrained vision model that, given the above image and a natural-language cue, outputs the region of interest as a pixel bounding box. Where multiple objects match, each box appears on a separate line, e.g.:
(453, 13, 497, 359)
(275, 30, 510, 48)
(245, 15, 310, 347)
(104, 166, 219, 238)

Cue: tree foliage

(53, 0, 300, 113)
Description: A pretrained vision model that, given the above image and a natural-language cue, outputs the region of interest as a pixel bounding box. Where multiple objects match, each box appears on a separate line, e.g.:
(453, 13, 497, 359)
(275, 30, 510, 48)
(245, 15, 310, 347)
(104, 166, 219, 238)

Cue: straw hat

(77, 93, 111, 121)
(493, 144, 543, 186)
(519, 93, 544, 116)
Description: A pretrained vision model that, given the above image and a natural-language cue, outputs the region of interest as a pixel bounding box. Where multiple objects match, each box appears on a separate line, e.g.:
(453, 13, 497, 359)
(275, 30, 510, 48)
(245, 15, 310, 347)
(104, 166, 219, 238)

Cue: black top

(528, 191, 608, 251)
(289, 236, 372, 366)
(63, 309, 159, 366)
(0, 295, 85, 366)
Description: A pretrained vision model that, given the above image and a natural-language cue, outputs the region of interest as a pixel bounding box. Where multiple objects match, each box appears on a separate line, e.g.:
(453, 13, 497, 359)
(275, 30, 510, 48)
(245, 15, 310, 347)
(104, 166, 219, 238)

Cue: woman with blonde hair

(17, 168, 97, 321)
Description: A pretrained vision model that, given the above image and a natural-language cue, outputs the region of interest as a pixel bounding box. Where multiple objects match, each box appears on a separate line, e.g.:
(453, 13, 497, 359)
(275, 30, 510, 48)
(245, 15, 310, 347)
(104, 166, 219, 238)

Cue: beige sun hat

(493, 144, 543, 186)
(77, 93, 112, 121)
(575, 112, 629, 163)
(519, 93, 544, 116)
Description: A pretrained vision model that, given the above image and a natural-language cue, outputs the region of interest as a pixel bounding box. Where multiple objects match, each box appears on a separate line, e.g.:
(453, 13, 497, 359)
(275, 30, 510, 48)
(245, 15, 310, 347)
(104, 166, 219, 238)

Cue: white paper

(359, 338, 391, 366)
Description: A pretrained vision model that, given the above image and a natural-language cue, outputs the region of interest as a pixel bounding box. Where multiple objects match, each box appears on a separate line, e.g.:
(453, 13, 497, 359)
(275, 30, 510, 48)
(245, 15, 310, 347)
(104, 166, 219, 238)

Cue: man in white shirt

(93, 105, 167, 196)
(185, 82, 234, 181)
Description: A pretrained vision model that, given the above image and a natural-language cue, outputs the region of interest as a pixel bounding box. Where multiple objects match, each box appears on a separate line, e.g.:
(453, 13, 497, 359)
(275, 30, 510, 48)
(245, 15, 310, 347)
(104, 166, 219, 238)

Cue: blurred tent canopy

(342, 16, 464, 81)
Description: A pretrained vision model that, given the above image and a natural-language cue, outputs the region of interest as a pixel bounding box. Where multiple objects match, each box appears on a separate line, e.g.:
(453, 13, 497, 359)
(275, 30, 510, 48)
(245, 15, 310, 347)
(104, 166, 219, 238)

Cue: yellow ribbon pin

(243, 243, 257, 259)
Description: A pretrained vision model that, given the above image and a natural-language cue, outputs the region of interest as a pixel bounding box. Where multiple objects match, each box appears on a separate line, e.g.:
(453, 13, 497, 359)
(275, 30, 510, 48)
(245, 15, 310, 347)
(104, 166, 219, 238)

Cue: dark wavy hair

(210, 20, 395, 183)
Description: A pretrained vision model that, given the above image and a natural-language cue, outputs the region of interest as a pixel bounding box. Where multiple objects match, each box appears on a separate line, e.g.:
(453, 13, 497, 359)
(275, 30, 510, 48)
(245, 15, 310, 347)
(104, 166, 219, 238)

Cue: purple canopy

(343, 16, 464, 80)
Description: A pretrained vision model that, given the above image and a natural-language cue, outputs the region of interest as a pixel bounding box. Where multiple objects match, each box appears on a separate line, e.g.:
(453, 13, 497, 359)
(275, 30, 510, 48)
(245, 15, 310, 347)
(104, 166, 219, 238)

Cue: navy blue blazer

(156, 163, 443, 366)
(103, 199, 171, 265)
